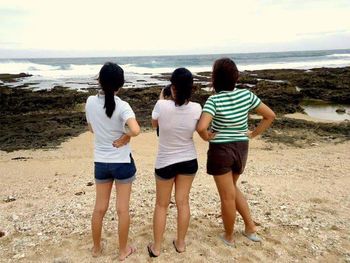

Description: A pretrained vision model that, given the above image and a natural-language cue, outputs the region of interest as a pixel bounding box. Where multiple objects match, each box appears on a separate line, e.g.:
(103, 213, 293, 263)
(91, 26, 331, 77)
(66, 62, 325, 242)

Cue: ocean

(1, 49, 350, 91)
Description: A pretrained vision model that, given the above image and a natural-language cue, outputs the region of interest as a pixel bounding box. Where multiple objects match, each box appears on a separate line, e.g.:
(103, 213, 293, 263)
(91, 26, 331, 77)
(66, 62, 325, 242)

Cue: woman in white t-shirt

(147, 68, 202, 257)
(85, 62, 140, 261)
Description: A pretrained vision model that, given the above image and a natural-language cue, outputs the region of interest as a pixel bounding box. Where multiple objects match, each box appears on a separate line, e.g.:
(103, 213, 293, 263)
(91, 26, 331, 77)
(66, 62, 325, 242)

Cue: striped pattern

(202, 89, 261, 143)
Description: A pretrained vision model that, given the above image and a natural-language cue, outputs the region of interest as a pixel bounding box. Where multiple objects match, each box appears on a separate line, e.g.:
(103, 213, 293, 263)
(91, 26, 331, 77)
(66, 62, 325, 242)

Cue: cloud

(0, 0, 349, 56)
(297, 30, 350, 37)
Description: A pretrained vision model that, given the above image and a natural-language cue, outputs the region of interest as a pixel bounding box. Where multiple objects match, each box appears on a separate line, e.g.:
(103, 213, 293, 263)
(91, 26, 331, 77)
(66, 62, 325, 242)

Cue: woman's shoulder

(86, 94, 98, 104)
(189, 101, 202, 110)
(157, 99, 174, 107)
(215, 88, 252, 98)
(115, 96, 129, 104)
(234, 88, 257, 99)
(235, 88, 251, 93)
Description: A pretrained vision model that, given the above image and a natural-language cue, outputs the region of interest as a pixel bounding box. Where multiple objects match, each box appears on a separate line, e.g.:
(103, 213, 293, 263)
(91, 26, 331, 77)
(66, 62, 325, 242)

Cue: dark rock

(245, 67, 350, 104)
(1, 66, 350, 151)
(330, 225, 340, 231)
(0, 73, 32, 82)
(11, 157, 32, 161)
(336, 107, 346, 113)
(251, 117, 350, 146)
(86, 182, 94, 186)
(0, 230, 5, 237)
(249, 81, 303, 114)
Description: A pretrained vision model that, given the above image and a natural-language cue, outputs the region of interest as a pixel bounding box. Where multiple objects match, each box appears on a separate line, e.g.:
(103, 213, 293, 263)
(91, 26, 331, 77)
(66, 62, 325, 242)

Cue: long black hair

(170, 68, 193, 106)
(98, 62, 125, 118)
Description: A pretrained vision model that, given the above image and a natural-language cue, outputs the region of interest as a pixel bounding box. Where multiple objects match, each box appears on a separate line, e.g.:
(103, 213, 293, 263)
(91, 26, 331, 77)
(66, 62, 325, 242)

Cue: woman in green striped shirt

(197, 58, 275, 246)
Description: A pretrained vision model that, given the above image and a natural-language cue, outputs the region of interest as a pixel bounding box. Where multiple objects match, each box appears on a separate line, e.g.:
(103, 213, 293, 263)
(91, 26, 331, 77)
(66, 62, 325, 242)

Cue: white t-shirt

(152, 100, 202, 169)
(85, 94, 135, 163)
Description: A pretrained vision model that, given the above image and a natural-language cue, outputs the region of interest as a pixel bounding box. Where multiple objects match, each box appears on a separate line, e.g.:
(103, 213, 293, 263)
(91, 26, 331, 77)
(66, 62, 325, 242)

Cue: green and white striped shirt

(202, 89, 261, 143)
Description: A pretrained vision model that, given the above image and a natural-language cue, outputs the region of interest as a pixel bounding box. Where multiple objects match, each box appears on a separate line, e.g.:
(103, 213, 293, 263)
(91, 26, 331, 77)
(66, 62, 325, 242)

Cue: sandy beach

(1, 131, 349, 262)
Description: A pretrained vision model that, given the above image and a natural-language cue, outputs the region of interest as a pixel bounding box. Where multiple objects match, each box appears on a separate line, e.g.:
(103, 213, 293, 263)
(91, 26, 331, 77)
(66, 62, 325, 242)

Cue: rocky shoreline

(1, 67, 350, 152)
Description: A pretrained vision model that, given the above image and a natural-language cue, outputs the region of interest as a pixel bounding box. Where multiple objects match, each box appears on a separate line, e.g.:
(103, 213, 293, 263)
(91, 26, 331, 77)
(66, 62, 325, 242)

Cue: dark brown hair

(212, 58, 239, 92)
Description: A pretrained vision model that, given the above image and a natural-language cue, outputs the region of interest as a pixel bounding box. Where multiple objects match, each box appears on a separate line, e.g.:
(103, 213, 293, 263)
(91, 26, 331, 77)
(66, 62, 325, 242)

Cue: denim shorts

(94, 155, 136, 184)
(155, 159, 198, 180)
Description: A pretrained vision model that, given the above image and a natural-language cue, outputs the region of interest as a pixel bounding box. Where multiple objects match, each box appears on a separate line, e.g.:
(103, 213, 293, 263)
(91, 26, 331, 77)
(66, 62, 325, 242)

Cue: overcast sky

(0, 0, 350, 58)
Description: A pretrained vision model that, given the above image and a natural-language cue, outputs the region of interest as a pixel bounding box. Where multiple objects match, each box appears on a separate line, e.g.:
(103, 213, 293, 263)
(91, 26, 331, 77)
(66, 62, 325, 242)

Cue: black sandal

(173, 240, 185, 253)
(147, 244, 158, 258)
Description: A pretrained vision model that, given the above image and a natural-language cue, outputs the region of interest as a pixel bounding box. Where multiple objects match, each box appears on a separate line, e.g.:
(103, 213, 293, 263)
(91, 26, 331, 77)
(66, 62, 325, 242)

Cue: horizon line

(0, 48, 349, 60)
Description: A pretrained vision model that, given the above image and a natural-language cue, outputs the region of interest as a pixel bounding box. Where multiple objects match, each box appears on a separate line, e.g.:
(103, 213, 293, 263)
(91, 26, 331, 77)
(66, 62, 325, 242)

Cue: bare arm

(248, 103, 275, 139)
(151, 119, 158, 129)
(196, 112, 216, 141)
(112, 134, 131, 148)
(150, 89, 164, 129)
(87, 123, 93, 133)
(112, 118, 140, 148)
(125, 118, 141, 137)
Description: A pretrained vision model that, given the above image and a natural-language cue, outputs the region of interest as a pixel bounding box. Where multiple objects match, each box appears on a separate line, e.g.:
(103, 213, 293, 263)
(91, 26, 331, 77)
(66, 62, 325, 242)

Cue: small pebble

(4, 196, 16, 203)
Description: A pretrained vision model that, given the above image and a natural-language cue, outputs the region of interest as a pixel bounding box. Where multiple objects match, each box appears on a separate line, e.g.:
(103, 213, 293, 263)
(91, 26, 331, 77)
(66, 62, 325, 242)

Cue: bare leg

(232, 174, 257, 233)
(174, 175, 195, 252)
(151, 177, 174, 256)
(213, 171, 236, 244)
(91, 182, 113, 256)
(115, 182, 135, 261)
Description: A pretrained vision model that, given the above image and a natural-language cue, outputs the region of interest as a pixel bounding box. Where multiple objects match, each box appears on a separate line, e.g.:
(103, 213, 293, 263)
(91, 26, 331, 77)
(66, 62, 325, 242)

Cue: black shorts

(155, 159, 198, 180)
(207, 141, 248, 176)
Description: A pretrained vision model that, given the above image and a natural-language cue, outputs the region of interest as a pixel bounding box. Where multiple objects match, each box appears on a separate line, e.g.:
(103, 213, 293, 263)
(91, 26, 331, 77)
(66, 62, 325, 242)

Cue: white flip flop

(242, 231, 262, 242)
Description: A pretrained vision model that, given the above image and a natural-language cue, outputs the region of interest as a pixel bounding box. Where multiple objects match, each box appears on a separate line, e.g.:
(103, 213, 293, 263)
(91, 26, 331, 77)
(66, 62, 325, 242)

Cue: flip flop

(119, 246, 136, 261)
(219, 234, 235, 247)
(147, 244, 159, 258)
(242, 231, 262, 242)
(172, 240, 185, 253)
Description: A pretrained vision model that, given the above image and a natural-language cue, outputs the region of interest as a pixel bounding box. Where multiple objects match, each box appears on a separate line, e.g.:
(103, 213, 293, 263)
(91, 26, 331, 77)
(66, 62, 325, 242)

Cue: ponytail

(98, 62, 125, 118)
(104, 89, 115, 118)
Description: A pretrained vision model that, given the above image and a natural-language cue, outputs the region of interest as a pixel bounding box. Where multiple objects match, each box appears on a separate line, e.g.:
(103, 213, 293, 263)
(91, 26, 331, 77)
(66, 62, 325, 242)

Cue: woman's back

(85, 94, 135, 163)
(153, 100, 201, 169)
(203, 88, 260, 143)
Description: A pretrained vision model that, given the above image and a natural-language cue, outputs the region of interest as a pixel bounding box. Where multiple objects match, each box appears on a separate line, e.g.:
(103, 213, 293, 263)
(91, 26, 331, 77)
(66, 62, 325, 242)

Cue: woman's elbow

(196, 122, 208, 134)
(130, 126, 141, 137)
(265, 111, 276, 121)
(196, 127, 204, 134)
